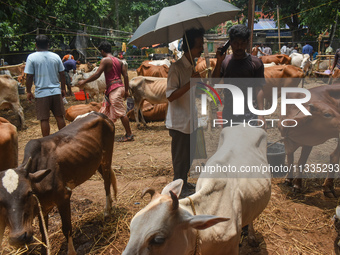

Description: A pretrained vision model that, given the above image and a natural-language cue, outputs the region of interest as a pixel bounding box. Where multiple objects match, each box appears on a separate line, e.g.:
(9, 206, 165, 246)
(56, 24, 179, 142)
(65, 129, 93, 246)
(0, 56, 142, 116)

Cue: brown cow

(331, 69, 340, 84)
(0, 117, 18, 171)
(0, 112, 117, 254)
(260, 54, 291, 65)
(263, 65, 304, 105)
(129, 76, 168, 126)
(65, 102, 101, 121)
(137, 60, 169, 77)
(0, 75, 25, 129)
(76, 62, 96, 73)
(0, 63, 25, 77)
(279, 85, 340, 197)
(195, 57, 217, 78)
(127, 100, 168, 122)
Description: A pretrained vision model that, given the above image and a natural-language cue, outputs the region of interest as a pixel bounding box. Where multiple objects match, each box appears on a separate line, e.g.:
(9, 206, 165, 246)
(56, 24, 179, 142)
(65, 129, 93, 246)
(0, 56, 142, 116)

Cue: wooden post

(318, 33, 322, 55)
(247, 0, 255, 53)
(203, 38, 211, 77)
(277, 5, 281, 51)
(84, 25, 87, 63)
(115, 0, 119, 37)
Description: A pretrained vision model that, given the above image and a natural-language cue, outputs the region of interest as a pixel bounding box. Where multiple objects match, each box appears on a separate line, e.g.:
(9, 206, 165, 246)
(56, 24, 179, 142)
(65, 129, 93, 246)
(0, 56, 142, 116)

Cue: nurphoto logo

(198, 81, 311, 128)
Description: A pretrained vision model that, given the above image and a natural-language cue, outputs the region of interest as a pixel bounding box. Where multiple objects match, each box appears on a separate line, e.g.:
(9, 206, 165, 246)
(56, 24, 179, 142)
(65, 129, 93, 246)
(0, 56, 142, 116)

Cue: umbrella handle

(184, 32, 196, 72)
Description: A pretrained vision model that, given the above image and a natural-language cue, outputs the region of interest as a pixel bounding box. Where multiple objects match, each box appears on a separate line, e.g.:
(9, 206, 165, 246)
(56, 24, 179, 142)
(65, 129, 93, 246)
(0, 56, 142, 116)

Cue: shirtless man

(252, 44, 266, 57)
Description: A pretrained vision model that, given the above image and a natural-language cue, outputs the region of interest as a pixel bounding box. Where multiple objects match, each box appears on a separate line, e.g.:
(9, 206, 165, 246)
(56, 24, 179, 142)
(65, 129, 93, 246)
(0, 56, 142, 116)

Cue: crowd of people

(249, 40, 335, 61)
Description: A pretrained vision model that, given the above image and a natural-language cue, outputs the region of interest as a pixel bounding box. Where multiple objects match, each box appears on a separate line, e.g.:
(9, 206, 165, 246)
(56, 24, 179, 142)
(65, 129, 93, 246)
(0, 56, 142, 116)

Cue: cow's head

(307, 101, 340, 130)
(300, 54, 311, 73)
(123, 180, 229, 255)
(0, 158, 51, 247)
(71, 71, 85, 87)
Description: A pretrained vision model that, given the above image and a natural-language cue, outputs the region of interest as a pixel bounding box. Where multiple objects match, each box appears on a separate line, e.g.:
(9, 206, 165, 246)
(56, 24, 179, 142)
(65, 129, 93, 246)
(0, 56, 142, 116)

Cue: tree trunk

(115, 0, 119, 32)
(288, 14, 302, 43)
(329, 8, 338, 45)
(291, 28, 302, 43)
(0, 38, 9, 56)
(134, 15, 140, 29)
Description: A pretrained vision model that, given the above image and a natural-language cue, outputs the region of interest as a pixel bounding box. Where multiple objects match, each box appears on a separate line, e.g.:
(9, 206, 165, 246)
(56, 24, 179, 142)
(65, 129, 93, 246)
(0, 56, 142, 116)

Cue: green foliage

(126, 45, 141, 56)
(1, 0, 338, 54)
(0, 22, 17, 38)
(229, 0, 339, 41)
(145, 48, 155, 55)
(118, 0, 182, 31)
(299, 0, 339, 36)
(0, 0, 186, 53)
(225, 20, 239, 34)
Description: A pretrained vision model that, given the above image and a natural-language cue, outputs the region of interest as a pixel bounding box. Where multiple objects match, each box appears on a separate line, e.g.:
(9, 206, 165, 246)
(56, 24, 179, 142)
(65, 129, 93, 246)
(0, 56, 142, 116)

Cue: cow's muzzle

(9, 231, 33, 246)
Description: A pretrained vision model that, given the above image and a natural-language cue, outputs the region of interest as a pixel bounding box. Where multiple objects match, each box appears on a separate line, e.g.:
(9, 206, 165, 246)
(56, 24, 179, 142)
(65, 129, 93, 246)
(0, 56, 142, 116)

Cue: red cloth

(105, 56, 124, 95)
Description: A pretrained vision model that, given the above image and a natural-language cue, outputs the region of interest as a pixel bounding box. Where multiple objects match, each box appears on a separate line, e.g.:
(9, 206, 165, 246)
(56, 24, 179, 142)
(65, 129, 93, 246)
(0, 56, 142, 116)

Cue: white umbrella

(129, 0, 240, 47)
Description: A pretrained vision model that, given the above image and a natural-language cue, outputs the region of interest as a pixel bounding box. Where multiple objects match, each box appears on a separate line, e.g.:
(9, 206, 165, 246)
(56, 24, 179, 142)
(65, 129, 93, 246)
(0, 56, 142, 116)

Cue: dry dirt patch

(0, 77, 339, 254)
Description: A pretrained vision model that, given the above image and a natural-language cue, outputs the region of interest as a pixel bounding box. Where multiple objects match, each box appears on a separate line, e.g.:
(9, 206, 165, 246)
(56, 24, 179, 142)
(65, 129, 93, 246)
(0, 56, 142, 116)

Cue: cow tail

(110, 169, 118, 200)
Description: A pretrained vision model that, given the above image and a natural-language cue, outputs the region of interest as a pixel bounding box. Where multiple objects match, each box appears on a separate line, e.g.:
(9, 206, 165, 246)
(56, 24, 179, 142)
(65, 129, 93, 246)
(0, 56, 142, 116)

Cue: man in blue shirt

(25, 34, 66, 137)
(302, 42, 313, 59)
(63, 58, 77, 96)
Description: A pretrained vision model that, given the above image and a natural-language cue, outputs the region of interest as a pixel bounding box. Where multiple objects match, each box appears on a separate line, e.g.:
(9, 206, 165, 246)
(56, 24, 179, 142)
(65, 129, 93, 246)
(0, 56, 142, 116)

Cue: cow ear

(141, 188, 160, 200)
(29, 169, 51, 183)
(188, 215, 230, 230)
(161, 179, 183, 197)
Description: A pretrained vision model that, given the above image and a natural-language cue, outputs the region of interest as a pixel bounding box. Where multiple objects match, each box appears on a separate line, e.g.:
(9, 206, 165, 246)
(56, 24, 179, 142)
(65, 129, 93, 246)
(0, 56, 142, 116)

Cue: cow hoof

(292, 185, 302, 193)
(248, 236, 259, 247)
(284, 179, 293, 187)
(323, 187, 337, 198)
(104, 209, 112, 217)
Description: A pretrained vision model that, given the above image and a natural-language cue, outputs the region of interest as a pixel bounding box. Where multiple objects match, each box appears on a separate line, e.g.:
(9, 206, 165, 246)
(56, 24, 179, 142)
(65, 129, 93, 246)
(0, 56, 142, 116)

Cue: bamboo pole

(277, 5, 281, 50)
(248, 0, 255, 53)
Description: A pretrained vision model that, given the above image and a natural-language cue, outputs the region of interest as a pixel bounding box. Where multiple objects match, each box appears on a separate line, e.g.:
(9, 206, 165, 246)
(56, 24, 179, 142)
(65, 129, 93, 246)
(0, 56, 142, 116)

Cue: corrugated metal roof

(253, 19, 289, 30)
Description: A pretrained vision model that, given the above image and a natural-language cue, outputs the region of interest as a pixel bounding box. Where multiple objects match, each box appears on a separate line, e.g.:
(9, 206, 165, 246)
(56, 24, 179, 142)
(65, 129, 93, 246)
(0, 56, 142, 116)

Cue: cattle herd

(0, 53, 340, 254)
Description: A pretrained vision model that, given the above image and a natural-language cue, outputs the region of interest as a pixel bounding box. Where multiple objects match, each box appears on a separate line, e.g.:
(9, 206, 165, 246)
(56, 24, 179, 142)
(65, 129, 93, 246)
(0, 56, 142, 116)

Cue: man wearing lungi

(78, 41, 134, 142)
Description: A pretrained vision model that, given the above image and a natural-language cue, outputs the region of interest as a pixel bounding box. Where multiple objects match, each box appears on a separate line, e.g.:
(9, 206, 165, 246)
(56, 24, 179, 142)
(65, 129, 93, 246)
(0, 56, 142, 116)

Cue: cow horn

(24, 157, 32, 174)
(169, 190, 179, 210)
(141, 188, 159, 199)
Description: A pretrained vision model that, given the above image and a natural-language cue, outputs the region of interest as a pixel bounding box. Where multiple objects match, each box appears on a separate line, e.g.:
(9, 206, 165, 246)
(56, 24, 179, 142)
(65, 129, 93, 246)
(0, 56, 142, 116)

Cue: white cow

(148, 59, 171, 68)
(290, 53, 311, 73)
(71, 67, 106, 103)
(129, 76, 167, 126)
(264, 62, 276, 68)
(0, 75, 25, 129)
(311, 59, 332, 72)
(123, 126, 271, 255)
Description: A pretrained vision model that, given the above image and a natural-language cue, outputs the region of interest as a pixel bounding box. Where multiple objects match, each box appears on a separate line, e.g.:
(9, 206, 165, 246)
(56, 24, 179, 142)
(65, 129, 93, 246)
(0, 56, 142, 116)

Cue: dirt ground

(1, 75, 340, 255)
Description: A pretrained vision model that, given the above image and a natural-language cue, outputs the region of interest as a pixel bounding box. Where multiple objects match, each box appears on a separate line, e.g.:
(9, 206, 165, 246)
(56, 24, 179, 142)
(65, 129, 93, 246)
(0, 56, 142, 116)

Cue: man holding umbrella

(213, 24, 266, 129)
(127, 0, 240, 197)
(166, 28, 203, 198)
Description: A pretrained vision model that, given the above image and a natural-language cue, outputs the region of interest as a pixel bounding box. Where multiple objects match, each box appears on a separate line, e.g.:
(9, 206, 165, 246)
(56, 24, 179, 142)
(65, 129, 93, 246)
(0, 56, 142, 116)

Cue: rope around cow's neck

(33, 194, 51, 255)
(188, 196, 201, 255)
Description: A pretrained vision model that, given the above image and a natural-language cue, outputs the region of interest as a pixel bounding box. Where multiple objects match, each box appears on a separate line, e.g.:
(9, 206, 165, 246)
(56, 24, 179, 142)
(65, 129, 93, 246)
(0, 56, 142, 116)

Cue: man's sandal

(117, 134, 134, 142)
